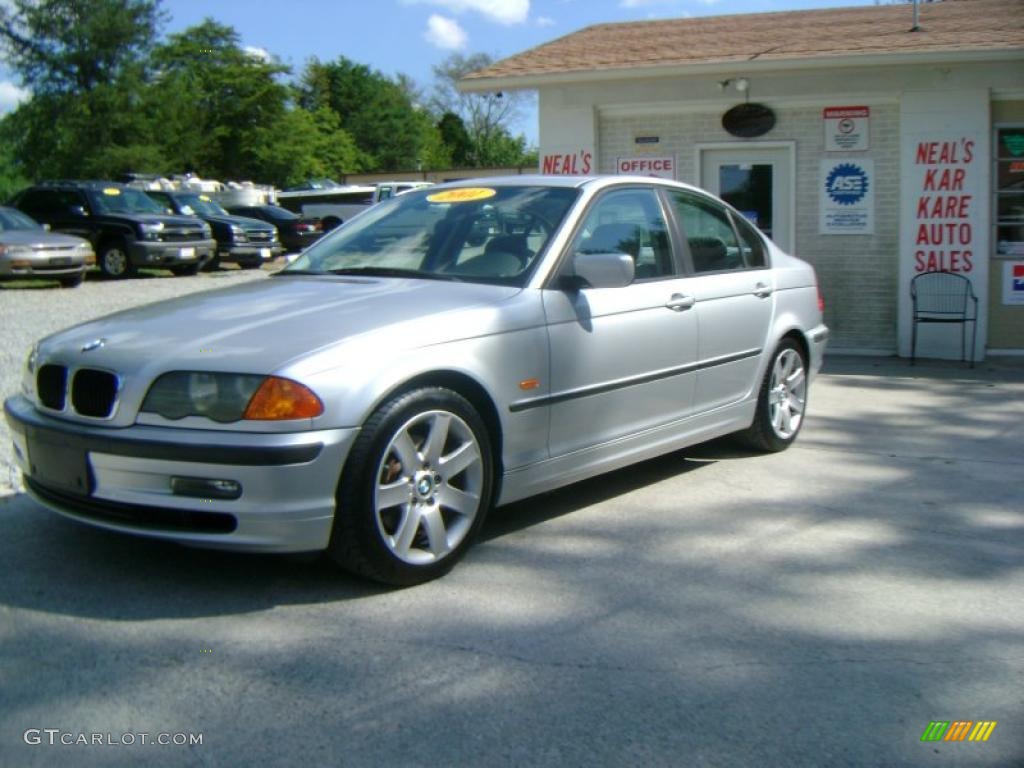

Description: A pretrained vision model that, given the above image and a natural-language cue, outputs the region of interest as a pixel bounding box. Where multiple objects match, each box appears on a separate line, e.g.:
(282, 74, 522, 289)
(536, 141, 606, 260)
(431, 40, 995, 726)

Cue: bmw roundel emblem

(81, 338, 106, 352)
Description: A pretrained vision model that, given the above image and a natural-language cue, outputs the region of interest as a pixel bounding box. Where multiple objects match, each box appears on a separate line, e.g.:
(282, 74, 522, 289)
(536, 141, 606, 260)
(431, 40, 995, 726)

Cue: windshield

(177, 194, 229, 217)
(0, 207, 42, 231)
(283, 185, 579, 286)
(88, 186, 165, 215)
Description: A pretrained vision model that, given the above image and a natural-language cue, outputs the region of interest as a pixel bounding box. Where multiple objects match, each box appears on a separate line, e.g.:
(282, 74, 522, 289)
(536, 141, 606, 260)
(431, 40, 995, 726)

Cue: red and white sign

(540, 148, 593, 176)
(615, 155, 676, 179)
(911, 138, 979, 275)
(897, 89, 990, 362)
(1004, 262, 1024, 306)
(824, 106, 869, 152)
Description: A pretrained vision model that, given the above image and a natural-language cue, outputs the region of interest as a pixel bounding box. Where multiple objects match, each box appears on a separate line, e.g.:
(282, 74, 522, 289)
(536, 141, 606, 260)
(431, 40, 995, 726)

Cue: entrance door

(699, 145, 794, 253)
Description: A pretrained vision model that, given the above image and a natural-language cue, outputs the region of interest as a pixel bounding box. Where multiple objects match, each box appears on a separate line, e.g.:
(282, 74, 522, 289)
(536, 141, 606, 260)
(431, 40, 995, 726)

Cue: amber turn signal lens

(243, 377, 323, 420)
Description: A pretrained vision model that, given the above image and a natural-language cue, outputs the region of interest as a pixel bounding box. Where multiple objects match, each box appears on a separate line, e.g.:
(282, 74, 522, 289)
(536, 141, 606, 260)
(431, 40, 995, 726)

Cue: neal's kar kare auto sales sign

(820, 159, 874, 234)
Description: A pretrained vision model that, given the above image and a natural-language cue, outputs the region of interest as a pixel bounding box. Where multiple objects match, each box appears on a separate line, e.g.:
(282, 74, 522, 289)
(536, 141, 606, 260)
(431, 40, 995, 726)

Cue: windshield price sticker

(103, 188, 121, 195)
(427, 188, 496, 204)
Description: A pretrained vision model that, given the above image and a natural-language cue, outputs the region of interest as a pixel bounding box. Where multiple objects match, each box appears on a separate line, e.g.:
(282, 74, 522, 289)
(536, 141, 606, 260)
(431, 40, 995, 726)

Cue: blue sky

(1, 0, 877, 143)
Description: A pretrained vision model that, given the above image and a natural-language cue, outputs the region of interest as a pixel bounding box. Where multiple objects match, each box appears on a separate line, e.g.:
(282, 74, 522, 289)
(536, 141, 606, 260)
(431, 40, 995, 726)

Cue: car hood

(201, 213, 274, 232)
(36, 275, 526, 379)
(103, 213, 203, 229)
(0, 230, 90, 248)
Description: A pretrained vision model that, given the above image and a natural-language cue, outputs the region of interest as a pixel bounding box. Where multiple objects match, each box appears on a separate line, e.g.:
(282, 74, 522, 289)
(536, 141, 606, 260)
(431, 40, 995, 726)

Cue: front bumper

(5, 395, 357, 552)
(808, 324, 829, 379)
(129, 238, 217, 267)
(218, 243, 285, 263)
(0, 259, 88, 279)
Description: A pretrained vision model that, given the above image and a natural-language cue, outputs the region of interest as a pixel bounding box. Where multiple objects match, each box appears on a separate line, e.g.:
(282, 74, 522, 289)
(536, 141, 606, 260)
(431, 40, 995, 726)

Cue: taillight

(816, 280, 825, 313)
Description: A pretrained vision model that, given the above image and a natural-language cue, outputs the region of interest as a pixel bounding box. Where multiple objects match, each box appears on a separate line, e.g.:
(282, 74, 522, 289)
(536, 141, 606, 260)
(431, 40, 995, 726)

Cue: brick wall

(599, 104, 900, 352)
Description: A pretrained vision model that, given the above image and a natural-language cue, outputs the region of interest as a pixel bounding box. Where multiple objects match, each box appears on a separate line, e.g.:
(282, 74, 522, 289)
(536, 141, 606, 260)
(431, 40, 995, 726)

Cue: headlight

(230, 225, 247, 243)
(0, 244, 33, 257)
(140, 222, 165, 241)
(141, 372, 323, 422)
(25, 343, 39, 375)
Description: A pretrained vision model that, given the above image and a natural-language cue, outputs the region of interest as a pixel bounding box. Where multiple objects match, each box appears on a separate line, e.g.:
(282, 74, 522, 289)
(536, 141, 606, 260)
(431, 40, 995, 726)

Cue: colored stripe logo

(921, 721, 997, 742)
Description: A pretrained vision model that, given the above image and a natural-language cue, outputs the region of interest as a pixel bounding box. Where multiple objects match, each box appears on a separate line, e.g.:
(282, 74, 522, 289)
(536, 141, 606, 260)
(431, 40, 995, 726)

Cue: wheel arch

(365, 369, 505, 501)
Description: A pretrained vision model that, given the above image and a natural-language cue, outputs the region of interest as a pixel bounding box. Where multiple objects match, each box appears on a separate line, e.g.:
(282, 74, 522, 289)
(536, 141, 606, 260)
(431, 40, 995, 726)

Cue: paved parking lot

(1, 275, 1022, 766)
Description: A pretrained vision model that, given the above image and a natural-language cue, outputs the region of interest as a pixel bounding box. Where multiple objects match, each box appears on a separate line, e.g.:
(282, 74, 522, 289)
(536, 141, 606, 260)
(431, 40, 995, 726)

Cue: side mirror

(67, 205, 88, 218)
(565, 251, 635, 289)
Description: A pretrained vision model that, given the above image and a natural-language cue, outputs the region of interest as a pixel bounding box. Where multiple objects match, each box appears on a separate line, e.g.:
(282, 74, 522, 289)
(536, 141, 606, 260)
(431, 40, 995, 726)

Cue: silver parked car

(5, 176, 828, 585)
(0, 206, 95, 287)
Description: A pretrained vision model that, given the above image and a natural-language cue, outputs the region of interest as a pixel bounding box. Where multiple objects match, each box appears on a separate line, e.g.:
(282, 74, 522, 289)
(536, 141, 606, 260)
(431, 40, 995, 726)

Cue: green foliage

(0, 0, 165, 179)
(250, 107, 367, 188)
(0, 121, 30, 200)
(429, 52, 536, 167)
(0, 0, 165, 95)
(0, 4, 535, 184)
(150, 18, 291, 180)
(298, 57, 434, 172)
(437, 112, 472, 167)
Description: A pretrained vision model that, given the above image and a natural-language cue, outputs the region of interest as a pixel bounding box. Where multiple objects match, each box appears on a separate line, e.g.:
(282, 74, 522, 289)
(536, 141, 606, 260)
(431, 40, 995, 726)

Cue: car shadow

(0, 444, 722, 622)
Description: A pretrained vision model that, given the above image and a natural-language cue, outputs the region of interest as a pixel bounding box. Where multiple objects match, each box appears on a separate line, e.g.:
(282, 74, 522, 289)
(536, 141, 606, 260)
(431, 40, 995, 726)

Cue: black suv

(145, 190, 282, 270)
(10, 181, 217, 277)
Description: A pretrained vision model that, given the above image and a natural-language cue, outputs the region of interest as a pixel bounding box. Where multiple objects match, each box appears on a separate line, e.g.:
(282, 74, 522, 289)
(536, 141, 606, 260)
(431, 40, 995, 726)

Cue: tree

(150, 19, 291, 180)
(0, 0, 166, 179)
(437, 112, 472, 167)
(0, 0, 164, 95)
(250, 107, 367, 188)
(297, 57, 429, 172)
(429, 52, 535, 167)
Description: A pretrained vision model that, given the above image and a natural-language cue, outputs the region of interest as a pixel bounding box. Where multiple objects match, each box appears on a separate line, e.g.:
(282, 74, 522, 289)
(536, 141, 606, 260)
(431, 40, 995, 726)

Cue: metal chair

(910, 271, 978, 368)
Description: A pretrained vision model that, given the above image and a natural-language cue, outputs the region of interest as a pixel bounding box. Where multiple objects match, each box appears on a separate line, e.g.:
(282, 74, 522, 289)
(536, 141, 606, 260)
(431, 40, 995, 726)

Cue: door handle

(753, 282, 773, 299)
(665, 294, 696, 311)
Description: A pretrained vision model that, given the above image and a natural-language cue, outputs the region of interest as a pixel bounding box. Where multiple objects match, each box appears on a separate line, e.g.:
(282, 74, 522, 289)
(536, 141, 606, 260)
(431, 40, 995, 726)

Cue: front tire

(58, 273, 84, 288)
(329, 387, 493, 586)
(99, 240, 136, 278)
(739, 339, 808, 453)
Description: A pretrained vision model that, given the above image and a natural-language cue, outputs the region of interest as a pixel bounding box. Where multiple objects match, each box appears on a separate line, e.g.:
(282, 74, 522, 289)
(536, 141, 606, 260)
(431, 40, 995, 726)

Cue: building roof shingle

(462, 0, 1024, 86)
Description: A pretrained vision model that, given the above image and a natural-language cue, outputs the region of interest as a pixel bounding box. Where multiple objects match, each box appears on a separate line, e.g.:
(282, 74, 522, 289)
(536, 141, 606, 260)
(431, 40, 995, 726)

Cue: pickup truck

(145, 190, 283, 270)
(276, 181, 432, 230)
(10, 181, 217, 278)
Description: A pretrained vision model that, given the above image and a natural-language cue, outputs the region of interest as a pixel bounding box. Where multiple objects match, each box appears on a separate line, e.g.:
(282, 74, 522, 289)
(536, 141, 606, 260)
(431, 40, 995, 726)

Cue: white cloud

(0, 80, 29, 114)
(405, 0, 529, 25)
(243, 45, 272, 62)
(619, 0, 682, 7)
(425, 14, 468, 50)
(535, 15, 555, 27)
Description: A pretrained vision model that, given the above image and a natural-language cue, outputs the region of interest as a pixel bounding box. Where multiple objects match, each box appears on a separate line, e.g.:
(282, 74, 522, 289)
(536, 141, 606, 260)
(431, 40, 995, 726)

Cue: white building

(463, 0, 1024, 359)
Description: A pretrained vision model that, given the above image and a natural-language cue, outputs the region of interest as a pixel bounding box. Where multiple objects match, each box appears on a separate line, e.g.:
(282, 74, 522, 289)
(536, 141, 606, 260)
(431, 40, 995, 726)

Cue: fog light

(170, 476, 242, 500)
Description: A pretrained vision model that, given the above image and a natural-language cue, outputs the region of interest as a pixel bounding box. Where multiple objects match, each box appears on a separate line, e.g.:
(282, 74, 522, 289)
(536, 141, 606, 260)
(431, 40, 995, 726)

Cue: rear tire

(328, 387, 493, 586)
(738, 338, 808, 453)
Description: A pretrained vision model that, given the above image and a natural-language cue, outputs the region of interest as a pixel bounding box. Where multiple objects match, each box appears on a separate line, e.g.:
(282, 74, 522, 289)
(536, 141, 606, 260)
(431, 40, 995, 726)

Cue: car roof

(431, 174, 710, 196)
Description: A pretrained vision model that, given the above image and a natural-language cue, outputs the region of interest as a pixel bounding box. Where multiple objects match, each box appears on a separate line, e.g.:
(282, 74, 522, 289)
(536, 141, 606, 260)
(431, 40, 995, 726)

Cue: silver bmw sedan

(5, 176, 828, 585)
